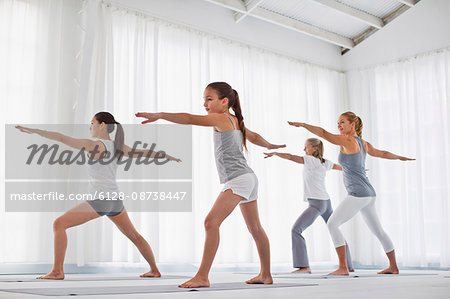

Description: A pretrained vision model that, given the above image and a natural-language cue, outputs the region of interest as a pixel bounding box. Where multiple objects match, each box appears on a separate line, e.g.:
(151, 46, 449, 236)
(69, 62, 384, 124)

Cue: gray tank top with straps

(213, 113, 253, 184)
(338, 136, 376, 197)
(87, 139, 120, 197)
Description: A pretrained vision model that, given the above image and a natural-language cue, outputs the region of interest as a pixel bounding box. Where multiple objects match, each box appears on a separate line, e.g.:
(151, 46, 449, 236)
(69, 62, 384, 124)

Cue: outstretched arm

(288, 121, 349, 146)
(365, 141, 415, 161)
(246, 128, 286, 150)
(332, 164, 343, 170)
(122, 144, 181, 162)
(16, 125, 97, 151)
(135, 112, 224, 127)
(263, 152, 304, 164)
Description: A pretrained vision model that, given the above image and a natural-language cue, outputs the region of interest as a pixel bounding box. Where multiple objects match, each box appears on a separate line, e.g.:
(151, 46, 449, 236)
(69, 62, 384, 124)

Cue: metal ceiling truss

(204, 0, 420, 54)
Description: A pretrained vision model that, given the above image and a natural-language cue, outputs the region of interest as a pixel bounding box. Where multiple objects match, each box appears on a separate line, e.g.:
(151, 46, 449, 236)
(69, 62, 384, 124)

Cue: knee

(327, 217, 338, 231)
(204, 217, 220, 231)
(129, 233, 144, 244)
(53, 217, 66, 232)
(291, 225, 303, 235)
(247, 224, 264, 236)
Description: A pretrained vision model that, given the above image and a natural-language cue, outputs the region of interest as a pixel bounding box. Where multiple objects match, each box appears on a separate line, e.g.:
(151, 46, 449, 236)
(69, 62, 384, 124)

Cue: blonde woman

(264, 138, 353, 273)
(289, 112, 414, 275)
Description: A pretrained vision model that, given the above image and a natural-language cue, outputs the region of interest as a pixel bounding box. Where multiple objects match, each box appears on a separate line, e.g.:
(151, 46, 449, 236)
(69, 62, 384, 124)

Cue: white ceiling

(204, 0, 421, 53)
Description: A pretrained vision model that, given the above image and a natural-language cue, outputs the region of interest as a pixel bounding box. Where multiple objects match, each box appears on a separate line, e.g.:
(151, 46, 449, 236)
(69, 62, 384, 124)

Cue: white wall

(342, 0, 450, 71)
(109, 0, 344, 71)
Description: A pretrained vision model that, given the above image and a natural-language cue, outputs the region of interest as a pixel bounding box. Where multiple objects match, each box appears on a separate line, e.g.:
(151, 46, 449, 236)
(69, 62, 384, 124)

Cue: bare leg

(108, 210, 160, 277)
(239, 200, 273, 284)
(328, 245, 349, 276)
(37, 202, 100, 279)
(377, 250, 399, 274)
(178, 190, 242, 288)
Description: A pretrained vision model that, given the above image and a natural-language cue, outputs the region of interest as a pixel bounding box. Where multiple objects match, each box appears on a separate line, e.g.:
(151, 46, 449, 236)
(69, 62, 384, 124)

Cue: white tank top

(87, 139, 120, 198)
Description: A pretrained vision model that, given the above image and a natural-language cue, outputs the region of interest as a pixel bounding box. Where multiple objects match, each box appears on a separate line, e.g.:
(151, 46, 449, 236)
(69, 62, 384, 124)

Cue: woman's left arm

(122, 144, 181, 162)
(365, 141, 415, 161)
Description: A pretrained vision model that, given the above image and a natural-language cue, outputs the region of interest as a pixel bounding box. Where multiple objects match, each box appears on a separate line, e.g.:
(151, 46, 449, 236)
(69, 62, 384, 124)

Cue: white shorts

(221, 172, 258, 204)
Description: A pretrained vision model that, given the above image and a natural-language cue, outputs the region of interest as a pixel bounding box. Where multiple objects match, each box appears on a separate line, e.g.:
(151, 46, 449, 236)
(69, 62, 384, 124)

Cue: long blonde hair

(306, 138, 325, 163)
(341, 111, 363, 138)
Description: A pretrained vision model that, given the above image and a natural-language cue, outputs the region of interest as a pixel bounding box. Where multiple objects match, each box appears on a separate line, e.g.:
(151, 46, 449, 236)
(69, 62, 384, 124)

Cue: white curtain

(346, 49, 450, 267)
(0, 0, 84, 264)
(8, 0, 447, 270)
(75, 2, 347, 267)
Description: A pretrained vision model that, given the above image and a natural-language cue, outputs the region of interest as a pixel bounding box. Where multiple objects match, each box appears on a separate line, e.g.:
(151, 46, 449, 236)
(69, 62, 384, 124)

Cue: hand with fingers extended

(15, 125, 38, 134)
(263, 152, 278, 159)
(287, 121, 305, 128)
(135, 112, 161, 124)
(399, 156, 415, 161)
(266, 144, 286, 150)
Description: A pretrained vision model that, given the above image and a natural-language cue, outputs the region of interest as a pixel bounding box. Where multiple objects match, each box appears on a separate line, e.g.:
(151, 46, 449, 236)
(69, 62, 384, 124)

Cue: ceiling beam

(204, 0, 355, 48)
(310, 0, 384, 29)
(251, 7, 354, 48)
(396, 0, 417, 7)
(204, 0, 247, 13)
(234, 0, 264, 23)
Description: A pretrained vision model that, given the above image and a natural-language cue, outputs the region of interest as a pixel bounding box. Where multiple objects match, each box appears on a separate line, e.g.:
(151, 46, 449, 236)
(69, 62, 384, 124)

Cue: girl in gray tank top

(136, 82, 285, 289)
(214, 113, 253, 183)
(288, 111, 414, 276)
(16, 111, 180, 280)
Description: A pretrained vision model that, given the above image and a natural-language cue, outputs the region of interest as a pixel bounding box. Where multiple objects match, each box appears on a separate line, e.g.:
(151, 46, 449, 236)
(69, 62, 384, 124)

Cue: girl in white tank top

(16, 111, 179, 280)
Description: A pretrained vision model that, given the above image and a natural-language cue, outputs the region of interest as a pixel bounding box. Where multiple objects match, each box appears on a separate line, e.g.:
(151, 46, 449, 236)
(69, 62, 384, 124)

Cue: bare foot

(291, 267, 311, 274)
(140, 270, 161, 278)
(36, 271, 64, 280)
(327, 268, 349, 276)
(178, 276, 210, 288)
(377, 267, 399, 274)
(245, 273, 273, 284)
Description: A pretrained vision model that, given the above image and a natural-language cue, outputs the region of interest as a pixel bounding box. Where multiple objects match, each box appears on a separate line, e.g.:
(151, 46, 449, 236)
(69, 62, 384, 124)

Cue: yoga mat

(0, 274, 190, 283)
(275, 273, 438, 279)
(0, 282, 317, 296)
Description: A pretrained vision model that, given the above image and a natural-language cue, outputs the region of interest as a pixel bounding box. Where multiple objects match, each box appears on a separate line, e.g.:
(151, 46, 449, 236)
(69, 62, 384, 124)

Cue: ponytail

(113, 121, 124, 158)
(354, 117, 363, 138)
(231, 89, 247, 150)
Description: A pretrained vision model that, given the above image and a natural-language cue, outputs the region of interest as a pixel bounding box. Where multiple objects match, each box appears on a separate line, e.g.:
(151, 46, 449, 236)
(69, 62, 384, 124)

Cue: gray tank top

(213, 114, 254, 183)
(87, 139, 120, 197)
(338, 136, 376, 197)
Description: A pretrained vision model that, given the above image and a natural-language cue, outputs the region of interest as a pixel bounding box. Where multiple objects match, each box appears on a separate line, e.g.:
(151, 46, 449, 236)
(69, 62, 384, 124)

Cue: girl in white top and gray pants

(265, 138, 353, 273)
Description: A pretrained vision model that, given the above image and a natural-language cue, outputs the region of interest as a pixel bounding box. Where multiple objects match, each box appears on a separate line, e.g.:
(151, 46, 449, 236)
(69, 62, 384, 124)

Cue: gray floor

(0, 269, 449, 298)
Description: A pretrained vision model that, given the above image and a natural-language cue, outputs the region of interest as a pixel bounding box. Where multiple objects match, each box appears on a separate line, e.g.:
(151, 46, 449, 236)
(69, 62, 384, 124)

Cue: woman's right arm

(264, 152, 304, 164)
(287, 121, 350, 146)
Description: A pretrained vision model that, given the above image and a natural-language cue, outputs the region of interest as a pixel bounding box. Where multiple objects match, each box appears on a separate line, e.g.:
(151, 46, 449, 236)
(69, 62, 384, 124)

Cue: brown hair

(341, 111, 363, 138)
(306, 138, 325, 163)
(94, 112, 124, 158)
(206, 82, 247, 150)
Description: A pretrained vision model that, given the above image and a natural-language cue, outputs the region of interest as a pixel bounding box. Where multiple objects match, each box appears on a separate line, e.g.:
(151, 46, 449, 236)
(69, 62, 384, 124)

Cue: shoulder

(303, 155, 318, 166)
(323, 159, 334, 170)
